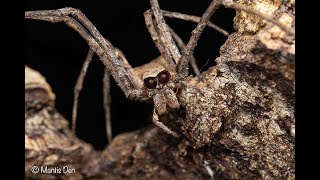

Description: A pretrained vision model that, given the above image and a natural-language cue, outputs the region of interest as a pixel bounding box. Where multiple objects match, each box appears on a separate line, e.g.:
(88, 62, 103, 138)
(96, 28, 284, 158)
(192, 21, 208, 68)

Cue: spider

(25, 0, 294, 144)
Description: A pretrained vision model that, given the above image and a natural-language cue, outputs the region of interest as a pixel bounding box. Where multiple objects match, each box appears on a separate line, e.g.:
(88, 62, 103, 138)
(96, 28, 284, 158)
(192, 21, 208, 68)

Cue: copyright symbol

(31, 166, 39, 174)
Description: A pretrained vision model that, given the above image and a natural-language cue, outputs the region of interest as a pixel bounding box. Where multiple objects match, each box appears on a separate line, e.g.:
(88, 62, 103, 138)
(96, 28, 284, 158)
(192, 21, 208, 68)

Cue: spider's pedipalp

(164, 89, 180, 109)
(152, 109, 179, 137)
(153, 93, 167, 115)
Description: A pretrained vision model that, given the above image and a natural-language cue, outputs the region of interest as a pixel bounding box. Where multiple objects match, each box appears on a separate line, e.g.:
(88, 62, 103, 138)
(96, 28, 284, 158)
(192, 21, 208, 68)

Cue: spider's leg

(161, 10, 229, 37)
(152, 109, 179, 137)
(25, 8, 144, 100)
(149, 0, 181, 64)
(176, 0, 294, 78)
(144, 10, 229, 76)
(102, 48, 145, 143)
(145, 8, 229, 77)
(167, 25, 201, 77)
(103, 68, 112, 144)
(176, 0, 222, 78)
(147, 0, 224, 78)
(144, 10, 176, 70)
(72, 48, 94, 137)
(145, 9, 201, 75)
(114, 48, 144, 89)
(144, 9, 230, 71)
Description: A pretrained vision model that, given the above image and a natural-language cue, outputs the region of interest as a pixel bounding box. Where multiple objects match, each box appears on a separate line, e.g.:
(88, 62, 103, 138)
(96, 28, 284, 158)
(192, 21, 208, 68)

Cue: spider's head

(142, 66, 173, 90)
(143, 65, 179, 115)
(134, 56, 180, 115)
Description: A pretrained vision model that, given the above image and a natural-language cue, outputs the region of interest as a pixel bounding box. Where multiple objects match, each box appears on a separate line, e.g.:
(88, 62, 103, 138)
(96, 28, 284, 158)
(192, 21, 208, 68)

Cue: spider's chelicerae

(25, 0, 294, 145)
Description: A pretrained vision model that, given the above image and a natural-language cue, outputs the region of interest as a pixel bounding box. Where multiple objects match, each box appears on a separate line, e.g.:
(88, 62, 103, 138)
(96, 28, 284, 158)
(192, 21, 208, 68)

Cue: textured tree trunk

(25, 0, 295, 179)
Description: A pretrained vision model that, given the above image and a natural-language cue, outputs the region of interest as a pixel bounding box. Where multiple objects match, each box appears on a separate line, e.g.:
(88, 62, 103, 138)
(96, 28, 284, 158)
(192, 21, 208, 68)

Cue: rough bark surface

(25, 1, 295, 179)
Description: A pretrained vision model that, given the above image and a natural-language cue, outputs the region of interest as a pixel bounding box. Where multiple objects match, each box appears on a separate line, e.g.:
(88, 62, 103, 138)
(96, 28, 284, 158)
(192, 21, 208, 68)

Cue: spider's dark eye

(157, 70, 170, 84)
(144, 77, 157, 89)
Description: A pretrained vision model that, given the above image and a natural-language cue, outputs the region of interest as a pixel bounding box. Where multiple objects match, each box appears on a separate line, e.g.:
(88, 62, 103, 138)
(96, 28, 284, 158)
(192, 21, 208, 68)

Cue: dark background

(25, 0, 235, 150)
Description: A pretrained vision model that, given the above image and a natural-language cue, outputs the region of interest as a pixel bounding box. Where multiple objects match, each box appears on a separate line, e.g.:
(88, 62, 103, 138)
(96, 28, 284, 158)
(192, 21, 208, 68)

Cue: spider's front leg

(25, 8, 146, 142)
(25, 8, 144, 100)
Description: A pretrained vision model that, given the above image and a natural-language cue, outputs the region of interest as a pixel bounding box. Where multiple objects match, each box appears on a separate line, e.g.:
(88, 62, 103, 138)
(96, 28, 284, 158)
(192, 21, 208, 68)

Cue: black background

(25, 0, 235, 150)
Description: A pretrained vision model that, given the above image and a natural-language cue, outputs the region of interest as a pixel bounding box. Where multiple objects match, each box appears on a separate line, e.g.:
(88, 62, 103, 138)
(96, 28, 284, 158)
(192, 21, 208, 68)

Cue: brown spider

(25, 0, 294, 144)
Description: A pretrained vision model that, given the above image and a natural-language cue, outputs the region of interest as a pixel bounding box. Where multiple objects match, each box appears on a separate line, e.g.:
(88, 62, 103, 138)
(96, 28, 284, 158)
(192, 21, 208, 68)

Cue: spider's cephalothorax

(123, 55, 180, 137)
(134, 56, 180, 116)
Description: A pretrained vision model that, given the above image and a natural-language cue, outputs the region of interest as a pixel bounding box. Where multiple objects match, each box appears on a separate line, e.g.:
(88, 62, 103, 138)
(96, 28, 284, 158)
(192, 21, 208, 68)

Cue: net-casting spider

(25, 0, 294, 144)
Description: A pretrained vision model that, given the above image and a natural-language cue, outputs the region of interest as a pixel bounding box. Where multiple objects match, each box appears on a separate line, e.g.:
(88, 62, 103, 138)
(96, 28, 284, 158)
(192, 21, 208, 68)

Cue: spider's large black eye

(144, 77, 157, 89)
(157, 70, 170, 84)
